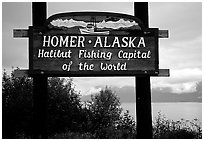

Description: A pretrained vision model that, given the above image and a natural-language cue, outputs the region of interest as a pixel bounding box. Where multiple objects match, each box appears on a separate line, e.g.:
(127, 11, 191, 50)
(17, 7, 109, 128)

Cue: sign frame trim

(29, 26, 159, 77)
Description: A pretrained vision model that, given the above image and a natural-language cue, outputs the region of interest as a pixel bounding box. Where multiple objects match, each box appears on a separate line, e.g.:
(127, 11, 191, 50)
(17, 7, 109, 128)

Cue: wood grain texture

(13, 29, 29, 37)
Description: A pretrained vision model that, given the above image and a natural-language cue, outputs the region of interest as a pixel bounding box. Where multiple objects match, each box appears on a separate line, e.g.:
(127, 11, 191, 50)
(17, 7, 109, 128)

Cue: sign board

(29, 12, 159, 76)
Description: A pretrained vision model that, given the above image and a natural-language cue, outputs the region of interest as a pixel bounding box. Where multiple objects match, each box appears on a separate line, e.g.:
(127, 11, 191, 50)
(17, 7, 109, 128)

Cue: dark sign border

(29, 27, 159, 77)
(29, 12, 159, 77)
(44, 12, 145, 30)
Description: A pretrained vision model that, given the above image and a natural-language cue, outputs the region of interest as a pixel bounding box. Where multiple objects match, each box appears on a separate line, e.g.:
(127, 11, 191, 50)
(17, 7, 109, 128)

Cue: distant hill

(81, 81, 202, 103)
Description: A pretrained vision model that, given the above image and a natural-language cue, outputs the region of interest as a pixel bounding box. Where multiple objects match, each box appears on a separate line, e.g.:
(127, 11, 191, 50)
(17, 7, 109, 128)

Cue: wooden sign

(28, 12, 160, 76)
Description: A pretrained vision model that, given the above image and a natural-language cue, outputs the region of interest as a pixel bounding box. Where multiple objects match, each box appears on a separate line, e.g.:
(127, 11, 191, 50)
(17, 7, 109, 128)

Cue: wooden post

(134, 2, 153, 139)
(32, 2, 48, 139)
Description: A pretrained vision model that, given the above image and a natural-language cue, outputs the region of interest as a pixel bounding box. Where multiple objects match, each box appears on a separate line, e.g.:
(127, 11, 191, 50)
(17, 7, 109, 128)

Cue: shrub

(2, 69, 84, 138)
(117, 110, 137, 138)
(84, 87, 137, 139)
(2, 69, 33, 138)
(88, 87, 122, 131)
(153, 112, 202, 139)
(47, 77, 83, 134)
(49, 131, 96, 139)
(2, 69, 202, 139)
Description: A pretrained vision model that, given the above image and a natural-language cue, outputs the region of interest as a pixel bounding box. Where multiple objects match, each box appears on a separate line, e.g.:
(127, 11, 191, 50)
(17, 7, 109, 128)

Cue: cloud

(2, 2, 201, 97)
(150, 3, 202, 71)
(159, 35, 202, 69)
(152, 81, 198, 94)
(74, 67, 202, 95)
(172, 82, 197, 94)
(84, 87, 102, 95)
(2, 29, 29, 71)
(74, 77, 135, 95)
(152, 68, 201, 84)
(151, 68, 201, 94)
(171, 68, 202, 82)
(149, 3, 202, 40)
(48, 2, 133, 17)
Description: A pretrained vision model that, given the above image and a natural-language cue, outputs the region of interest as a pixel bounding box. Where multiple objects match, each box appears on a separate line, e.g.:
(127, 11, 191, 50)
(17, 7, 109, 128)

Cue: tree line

(2, 69, 136, 139)
(2, 69, 201, 139)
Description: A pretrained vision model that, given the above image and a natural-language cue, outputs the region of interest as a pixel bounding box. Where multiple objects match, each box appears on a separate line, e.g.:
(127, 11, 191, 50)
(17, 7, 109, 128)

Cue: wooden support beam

(33, 76, 48, 139)
(13, 69, 29, 77)
(136, 76, 152, 138)
(13, 29, 29, 38)
(13, 69, 170, 78)
(156, 69, 170, 77)
(13, 29, 168, 38)
(159, 30, 169, 38)
(32, 2, 48, 139)
(134, 2, 153, 139)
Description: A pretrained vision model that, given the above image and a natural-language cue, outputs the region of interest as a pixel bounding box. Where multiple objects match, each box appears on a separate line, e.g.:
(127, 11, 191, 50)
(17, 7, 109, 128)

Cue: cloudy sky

(2, 2, 202, 96)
